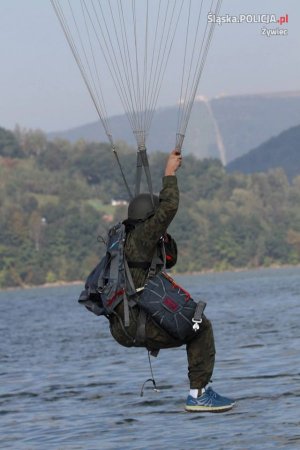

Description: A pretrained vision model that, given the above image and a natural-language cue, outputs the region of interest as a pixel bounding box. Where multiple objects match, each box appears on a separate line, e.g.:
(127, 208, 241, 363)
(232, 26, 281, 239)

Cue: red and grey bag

(139, 272, 206, 341)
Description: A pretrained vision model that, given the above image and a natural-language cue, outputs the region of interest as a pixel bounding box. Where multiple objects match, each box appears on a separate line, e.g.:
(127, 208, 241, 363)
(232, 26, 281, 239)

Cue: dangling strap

(140, 351, 160, 397)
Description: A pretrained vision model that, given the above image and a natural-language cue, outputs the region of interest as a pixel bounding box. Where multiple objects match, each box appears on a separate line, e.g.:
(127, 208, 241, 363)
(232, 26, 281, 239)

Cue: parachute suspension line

(133, 0, 162, 147)
(51, 0, 110, 137)
(128, 0, 183, 198)
(142, 0, 149, 139)
(143, 0, 160, 132)
(182, 0, 222, 130)
(176, 0, 198, 142)
(113, 0, 142, 131)
(80, 1, 112, 134)
(112, 145, 133, 200)
(86, 1, 138, 133)
(144, 0, 184, 135)
(51, 1, 222, 196)
(175, 0, 223, 153)
(132, 0, 142, 135)
(103, 0, 142, 141)
(143, 0, 161, 134)
(106, 0, 138, 132)
(83, 0, 142, 136)
(81, 1, 134, 199)
(111, 0, 136, 122)
(133, 0, 153, 202)
(176, 0, 203, 152)
(175, 0, 208, 152)
(103, 0, 183, 148)
(91, 0, 141, 146)
(51, 0, 132, 199)
(53, 0, 187, 148)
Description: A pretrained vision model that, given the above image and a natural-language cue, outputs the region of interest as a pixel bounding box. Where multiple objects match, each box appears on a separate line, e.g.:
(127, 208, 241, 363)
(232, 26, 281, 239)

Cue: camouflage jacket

(125, 176, 179, 289)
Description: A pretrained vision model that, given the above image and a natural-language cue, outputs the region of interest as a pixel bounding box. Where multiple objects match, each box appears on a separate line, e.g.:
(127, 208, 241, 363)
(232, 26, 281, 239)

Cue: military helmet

(127, 193, 159, 221)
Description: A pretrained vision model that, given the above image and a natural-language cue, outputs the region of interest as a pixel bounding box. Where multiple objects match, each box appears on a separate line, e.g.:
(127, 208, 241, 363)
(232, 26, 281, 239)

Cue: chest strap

(127, 261, 151, 270)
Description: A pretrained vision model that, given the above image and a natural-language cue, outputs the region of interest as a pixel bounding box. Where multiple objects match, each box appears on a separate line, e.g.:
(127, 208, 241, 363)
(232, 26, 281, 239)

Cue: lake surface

(0, 267, 299, 450)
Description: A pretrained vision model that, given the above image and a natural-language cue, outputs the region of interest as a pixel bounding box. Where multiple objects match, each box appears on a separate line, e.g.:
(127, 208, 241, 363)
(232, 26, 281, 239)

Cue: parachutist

(81, 149, 235, 413)
(54, 0, 235, 413)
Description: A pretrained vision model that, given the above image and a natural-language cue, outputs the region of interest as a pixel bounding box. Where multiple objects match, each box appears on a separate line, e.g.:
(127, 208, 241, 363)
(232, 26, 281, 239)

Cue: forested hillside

(227, 124, 300, 180)
(1, 126, 300, 288)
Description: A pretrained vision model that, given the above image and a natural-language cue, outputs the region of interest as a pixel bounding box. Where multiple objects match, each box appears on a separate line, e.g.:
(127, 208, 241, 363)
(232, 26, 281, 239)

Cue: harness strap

(161, 240, 166, 269)
(135, 148, 155, 207)
(123, 291, 130, 327)
(135, 308, 147, 345)
(121, 259, 139, 328)
(148, 240, 166, 277)
(124, 259, 138, 296)
(140, 149, 154, 200)
(135, 151, 143, 197)
(193, 301, 206, 322)
(105, 228, 122, 291)
(135, 308, 160, 357)
(192, 300, 207, 332)
(127, 261, 151, 269)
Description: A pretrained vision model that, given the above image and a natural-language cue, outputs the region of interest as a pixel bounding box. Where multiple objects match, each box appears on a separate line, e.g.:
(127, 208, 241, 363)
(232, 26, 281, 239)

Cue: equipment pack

(78, 221, 206, 342)
(78, 222, 137, 326)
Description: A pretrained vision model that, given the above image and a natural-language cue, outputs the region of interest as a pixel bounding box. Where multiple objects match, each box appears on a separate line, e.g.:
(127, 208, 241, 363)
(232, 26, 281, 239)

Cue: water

(0, 267, 299, 450)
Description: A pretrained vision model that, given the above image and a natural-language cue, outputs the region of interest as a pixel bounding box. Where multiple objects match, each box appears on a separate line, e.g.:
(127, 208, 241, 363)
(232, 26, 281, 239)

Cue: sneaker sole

(185, 403, 235, 413)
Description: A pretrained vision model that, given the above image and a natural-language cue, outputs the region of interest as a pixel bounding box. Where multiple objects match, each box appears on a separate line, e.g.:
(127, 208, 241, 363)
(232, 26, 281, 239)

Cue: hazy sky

(0, 0, 299, 133)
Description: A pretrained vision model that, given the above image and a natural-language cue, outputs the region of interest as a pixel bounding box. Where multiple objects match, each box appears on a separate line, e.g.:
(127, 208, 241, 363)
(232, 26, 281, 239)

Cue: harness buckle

(192, 317, 202, 331)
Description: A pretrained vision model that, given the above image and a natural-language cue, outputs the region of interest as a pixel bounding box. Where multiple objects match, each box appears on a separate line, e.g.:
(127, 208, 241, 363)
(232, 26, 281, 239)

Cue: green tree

(0, 127, 23, 158)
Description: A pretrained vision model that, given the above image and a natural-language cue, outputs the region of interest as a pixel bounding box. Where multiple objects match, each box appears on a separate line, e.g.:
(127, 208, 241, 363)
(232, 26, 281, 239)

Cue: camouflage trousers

(109, 302, 216, 390)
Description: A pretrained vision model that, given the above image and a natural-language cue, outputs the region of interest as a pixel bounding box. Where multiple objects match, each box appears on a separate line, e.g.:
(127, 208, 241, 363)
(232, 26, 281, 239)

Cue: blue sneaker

(185, 387, 235, 412)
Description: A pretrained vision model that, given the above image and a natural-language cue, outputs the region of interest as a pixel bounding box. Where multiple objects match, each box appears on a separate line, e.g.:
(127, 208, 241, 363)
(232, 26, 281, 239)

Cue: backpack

(78, 222, 137, 325)
(78, 222, 205, 342)
(78, 220, 178, 316)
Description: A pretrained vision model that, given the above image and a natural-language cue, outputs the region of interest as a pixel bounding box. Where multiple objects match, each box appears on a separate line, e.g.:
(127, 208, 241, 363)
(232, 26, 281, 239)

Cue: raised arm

(127, 150, 182, 258)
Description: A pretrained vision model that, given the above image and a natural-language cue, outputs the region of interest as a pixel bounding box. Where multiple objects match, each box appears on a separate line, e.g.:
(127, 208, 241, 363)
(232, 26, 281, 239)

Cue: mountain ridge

(48, 91, 300, 164)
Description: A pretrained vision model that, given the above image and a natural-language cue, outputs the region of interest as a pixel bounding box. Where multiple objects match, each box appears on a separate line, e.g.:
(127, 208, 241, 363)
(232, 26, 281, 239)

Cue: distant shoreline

(1, 263, 299, 292)
(178, 263, 300, 277)
(0, 280, 83, 293)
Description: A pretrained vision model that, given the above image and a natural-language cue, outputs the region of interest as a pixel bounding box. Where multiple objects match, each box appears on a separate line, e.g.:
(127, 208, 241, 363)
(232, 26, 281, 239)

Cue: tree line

(1, 126, 300, 288)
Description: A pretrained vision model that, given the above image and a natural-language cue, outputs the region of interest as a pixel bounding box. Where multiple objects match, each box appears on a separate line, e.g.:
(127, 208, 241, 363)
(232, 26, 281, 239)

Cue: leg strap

(135, 308, 160, 357)
(135, 308, 147, 345)
(192, 301, 207, 332)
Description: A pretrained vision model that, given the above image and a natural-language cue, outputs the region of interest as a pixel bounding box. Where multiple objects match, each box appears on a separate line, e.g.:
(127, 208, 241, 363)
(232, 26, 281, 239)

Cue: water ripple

(0, 267, 300, 449)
